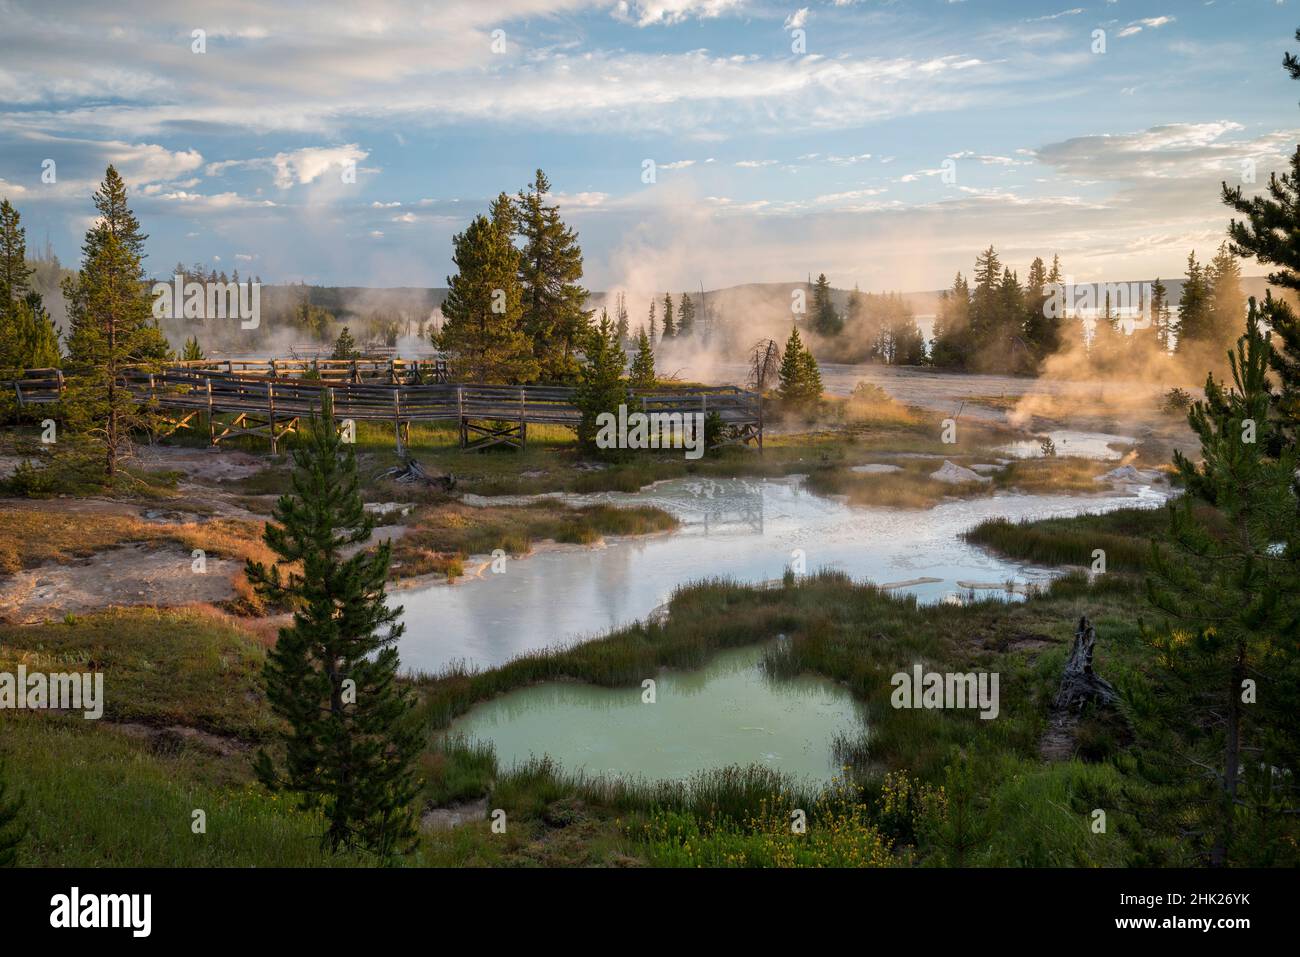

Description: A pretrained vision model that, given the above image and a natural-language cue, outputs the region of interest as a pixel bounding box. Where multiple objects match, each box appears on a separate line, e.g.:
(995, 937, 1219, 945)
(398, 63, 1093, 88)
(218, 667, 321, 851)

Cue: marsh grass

(963, 506, 1184, 571)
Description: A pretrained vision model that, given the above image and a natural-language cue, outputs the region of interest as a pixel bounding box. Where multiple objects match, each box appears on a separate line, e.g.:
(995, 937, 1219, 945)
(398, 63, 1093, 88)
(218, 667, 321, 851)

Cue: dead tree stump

(378, 455, 455, 492)
(1054, 616, 1120, 714)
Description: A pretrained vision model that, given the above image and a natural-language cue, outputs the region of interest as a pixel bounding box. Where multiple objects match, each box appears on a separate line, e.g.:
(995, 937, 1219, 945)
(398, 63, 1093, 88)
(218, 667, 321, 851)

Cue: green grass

(392, 501, 679, 579)
(0, 607, 273, 738)
(804, 455, 1114, 510)
(0, 713, 367, 867)
(961, 503, 1233, 573)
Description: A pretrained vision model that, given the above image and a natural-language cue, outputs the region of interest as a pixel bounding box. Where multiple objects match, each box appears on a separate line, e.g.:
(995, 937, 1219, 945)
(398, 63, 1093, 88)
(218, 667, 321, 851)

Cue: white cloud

(613, 0, 747, 28)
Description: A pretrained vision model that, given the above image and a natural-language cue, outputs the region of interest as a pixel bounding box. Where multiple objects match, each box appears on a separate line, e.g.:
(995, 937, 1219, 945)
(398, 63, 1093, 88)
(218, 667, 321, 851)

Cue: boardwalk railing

(7, 365, 763, 454)
(170, 356, 449, 384)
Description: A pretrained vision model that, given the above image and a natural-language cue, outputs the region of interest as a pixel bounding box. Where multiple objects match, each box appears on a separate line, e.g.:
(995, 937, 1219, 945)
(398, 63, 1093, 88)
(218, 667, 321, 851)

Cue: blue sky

(2, 0, 1298, 295)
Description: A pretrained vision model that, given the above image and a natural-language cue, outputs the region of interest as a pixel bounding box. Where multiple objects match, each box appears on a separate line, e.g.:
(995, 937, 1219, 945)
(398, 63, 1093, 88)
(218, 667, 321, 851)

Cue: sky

(2, 0, 1299, 294)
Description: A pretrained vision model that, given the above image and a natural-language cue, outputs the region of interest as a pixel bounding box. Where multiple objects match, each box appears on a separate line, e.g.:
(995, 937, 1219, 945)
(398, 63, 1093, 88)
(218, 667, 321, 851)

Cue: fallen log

(378, 455, 455, 491)
(1054, 615, 1120, 713)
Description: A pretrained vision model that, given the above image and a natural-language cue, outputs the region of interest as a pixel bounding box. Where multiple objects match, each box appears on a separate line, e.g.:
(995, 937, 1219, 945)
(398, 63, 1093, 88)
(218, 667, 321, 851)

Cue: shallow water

(397, 474, 1168, 672)
(449, 643, 863, 785)
(997, 429, 1136, 461)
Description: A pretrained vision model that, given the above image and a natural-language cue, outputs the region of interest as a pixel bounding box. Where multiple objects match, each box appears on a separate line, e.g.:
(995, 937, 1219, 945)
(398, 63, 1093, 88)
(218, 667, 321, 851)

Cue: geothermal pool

(396, 473, 1168, 673)
(448, 642, 864, 785)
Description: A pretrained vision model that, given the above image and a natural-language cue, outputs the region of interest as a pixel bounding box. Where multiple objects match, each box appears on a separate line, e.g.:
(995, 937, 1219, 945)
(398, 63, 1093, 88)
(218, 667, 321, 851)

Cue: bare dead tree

(748, 338, 782, 393)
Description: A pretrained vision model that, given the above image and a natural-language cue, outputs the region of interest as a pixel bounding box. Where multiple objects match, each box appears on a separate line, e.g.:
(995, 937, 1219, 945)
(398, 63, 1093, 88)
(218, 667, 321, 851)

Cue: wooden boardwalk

(8, 363, 763, 453)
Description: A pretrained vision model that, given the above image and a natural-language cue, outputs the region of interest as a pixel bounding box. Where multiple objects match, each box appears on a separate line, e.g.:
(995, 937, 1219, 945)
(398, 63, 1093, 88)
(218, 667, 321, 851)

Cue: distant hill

(270, 276, 1280, 323)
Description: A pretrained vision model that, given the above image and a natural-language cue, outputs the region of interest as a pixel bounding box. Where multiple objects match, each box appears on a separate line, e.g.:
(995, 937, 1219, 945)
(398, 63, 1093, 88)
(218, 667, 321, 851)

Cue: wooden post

(268, 382, 277, 454)
(457, 386, 465, 449)
(394, 387, 404, 453)
(519, 388, 527, 449)
(206, 378, 215, 445)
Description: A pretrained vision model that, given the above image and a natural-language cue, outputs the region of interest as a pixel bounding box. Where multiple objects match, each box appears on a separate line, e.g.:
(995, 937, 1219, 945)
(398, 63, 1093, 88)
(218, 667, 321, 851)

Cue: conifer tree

(0, 198, 34, 307)
(615, 292, 630, 344)
(1021, 256, 1062, 366)
(777, 324, 822, 407)
(677, 292, 695, 337)
(182, 335, 205, 362)
(247, 392, 422, 859)
(62, 166, 172, 479)
(1222, 32, 1300, 434)
(969, 245, 1003, 352)
(630, 327, 655, 390)
(661, 292, 675, 338)
(1174, 251, 1211, 350)
(515, 170, 590, 380)
(438, 213, 538, 384)
(647, 297, 657, 344)
(5, 294, 60, 369)
(574, 310, 627, 450)
(811, 273, 841, 336)
(1207, 241, 1245, 354)
(1150, 277, 1173, 353)
(0, 759, 24, 867)
(930, 272, 971, 369)
(1141, 300, 1300, 866)
(0, 201, 59, 371)
(331, 325, 360, 360)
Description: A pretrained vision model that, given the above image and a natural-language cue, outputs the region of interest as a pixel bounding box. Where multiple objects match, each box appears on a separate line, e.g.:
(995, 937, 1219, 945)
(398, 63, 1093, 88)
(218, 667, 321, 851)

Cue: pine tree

(887, 300, 927, 366)
(515, 170, 590, 381)
(1021, 256, 1060, 366)
(0, 759, 24, 867)
(574, 310, 628, 450)
(811, 273, 841, 336)
(1223, 30, 1300, 435)
(0, 198, 34, 307)
(1208, 241, 1245, 355)
(5, 293, 60, 369)
(930, 272, 971, 369)
(0, 200, 57, 371)
(1174, 251, 1211, 350)
(1142, 299, 1300, 865)
(777, 324, 822, 407)
(1150, 277, 1173, 353)
(246, 392, 422, 859)
(331, 325, 360, 360)
(1091, 289, 1125, 371)
(647, 298, 657, 345)
(438, 213, 538, 384)
(969, 245, 1003, 352)
(615, 292, 630, 344)
(62, 166, 172, 479)
(182, 335, 205, 362)
(629, 327, 655, 390)
(660, 292, 675, 338)
(677, 292, 695, 337)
